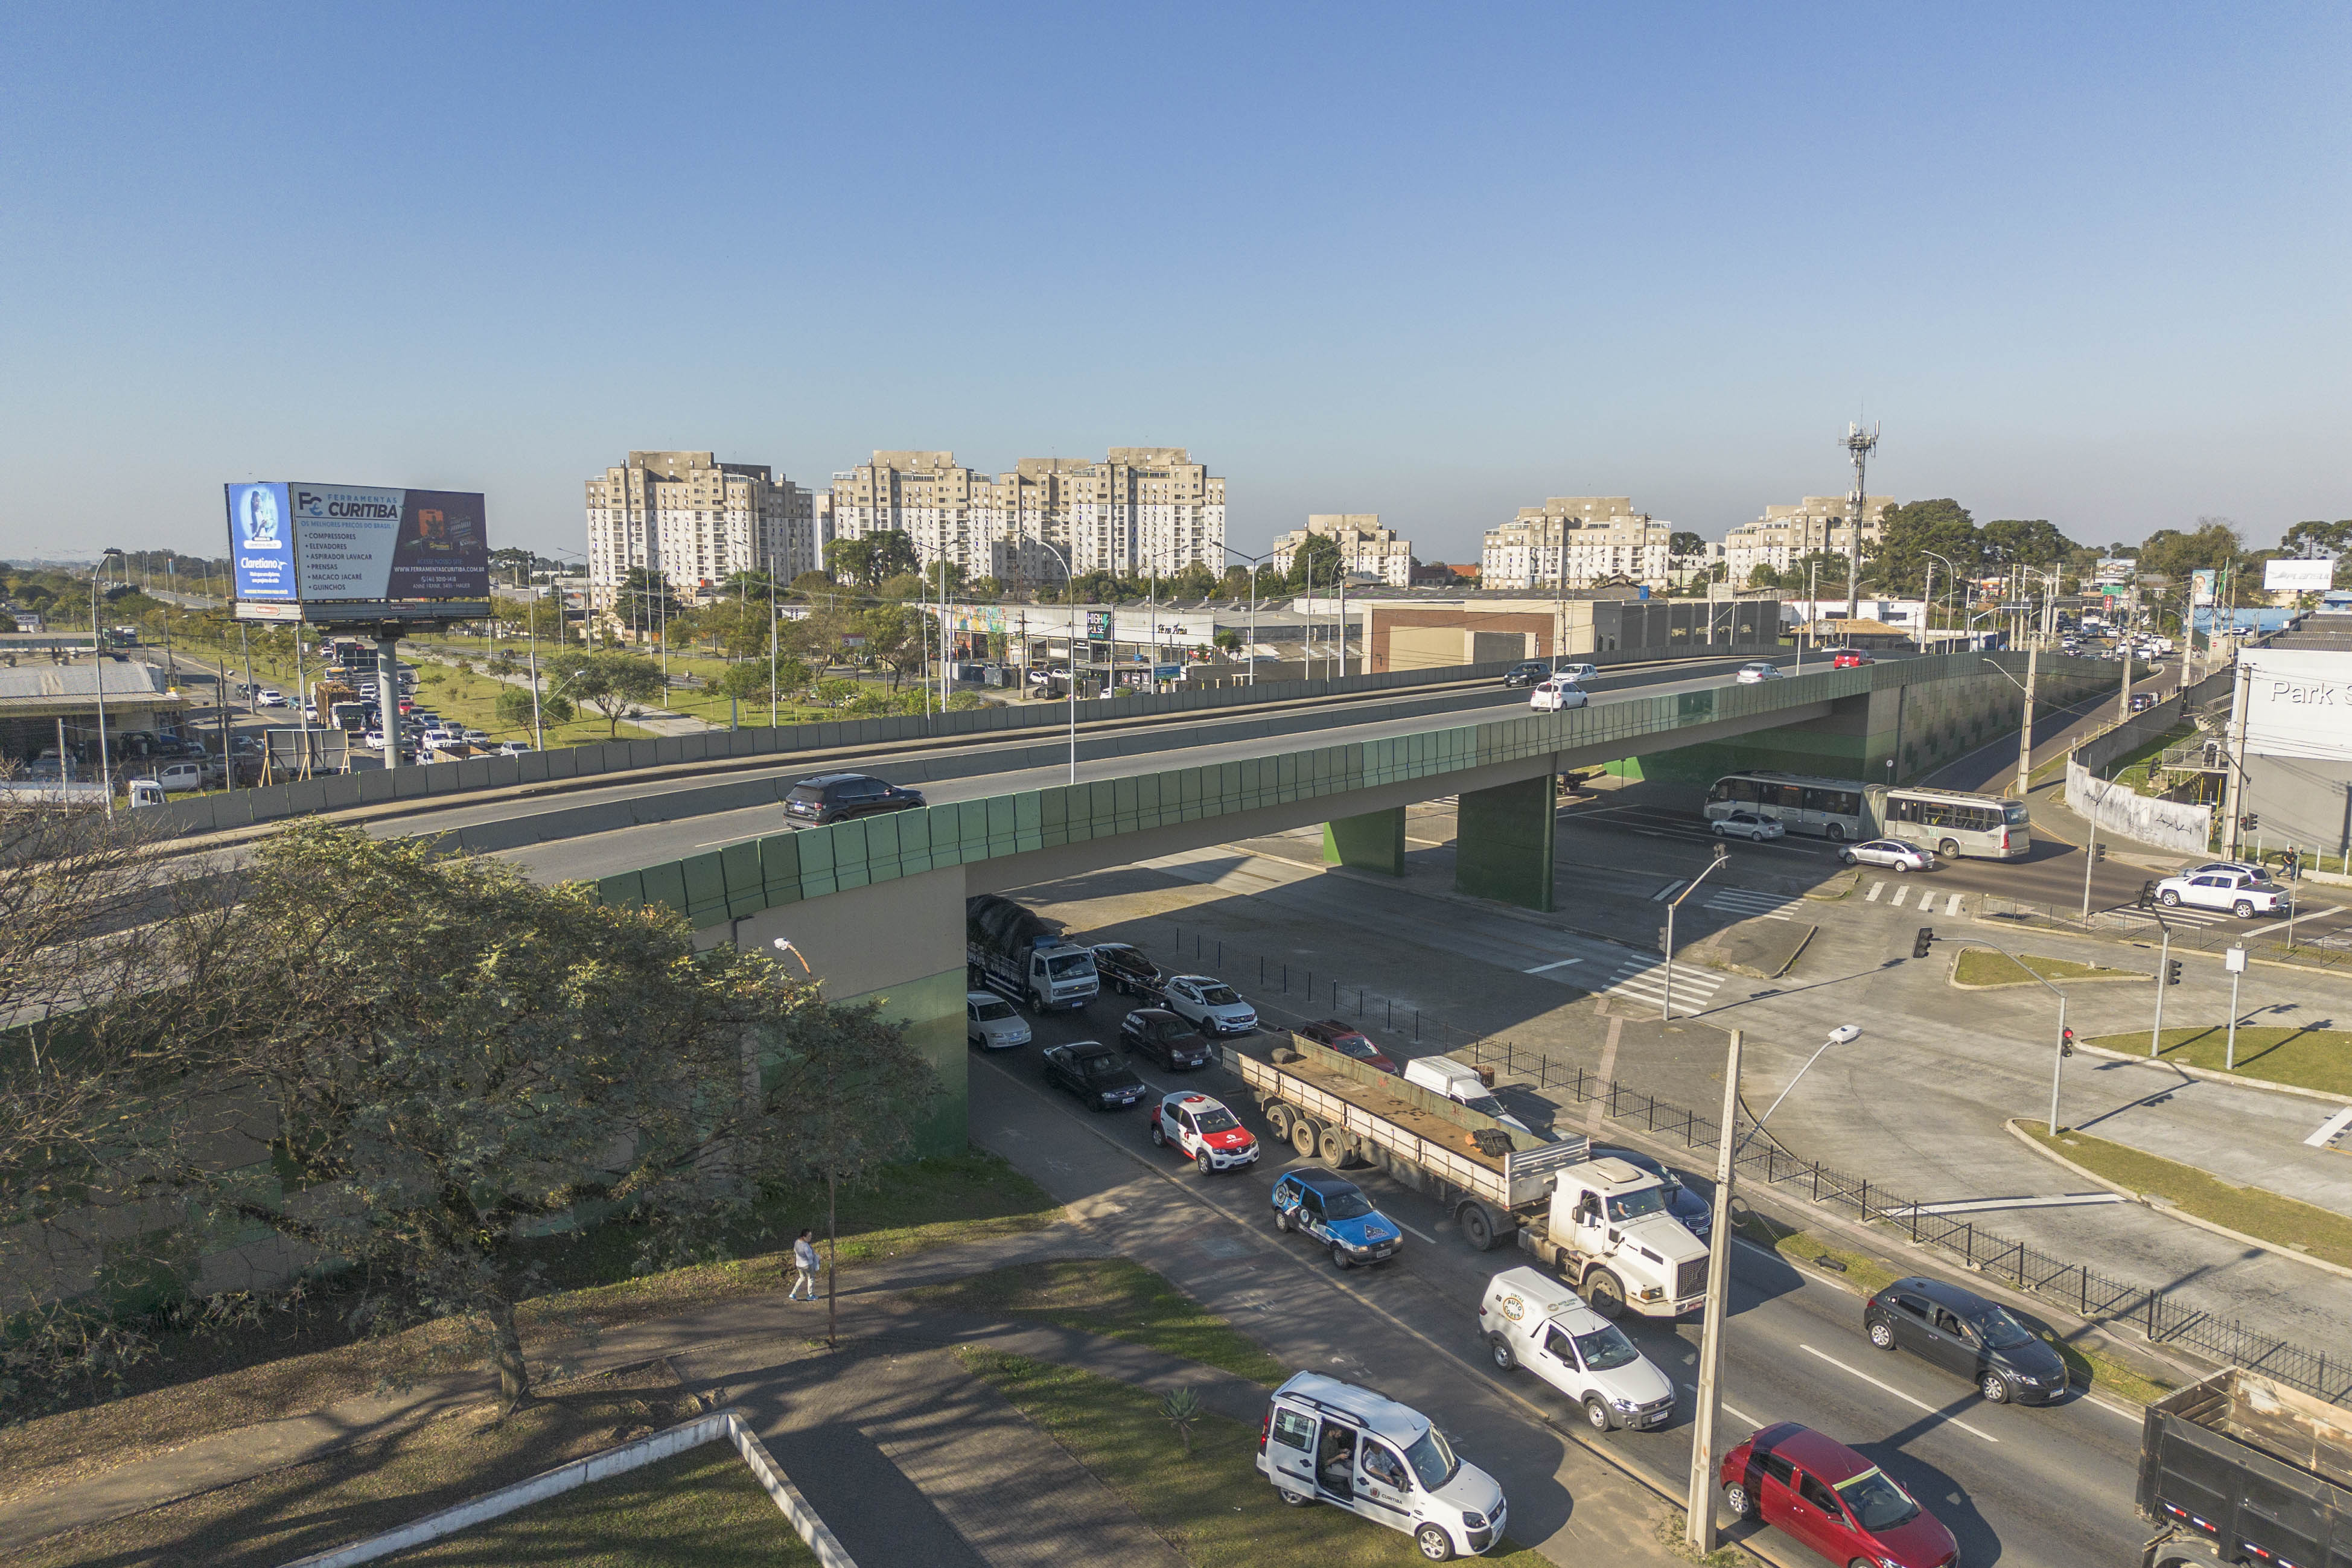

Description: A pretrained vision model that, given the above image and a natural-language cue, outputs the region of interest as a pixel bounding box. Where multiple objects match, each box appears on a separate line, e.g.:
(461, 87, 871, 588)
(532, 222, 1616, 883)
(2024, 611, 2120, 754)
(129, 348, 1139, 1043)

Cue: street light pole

(1662, 844, 1731, 1021)
(90, 549, 125, 818)
(1221, 544, 1273, 687)
(1037, 542, 1078, 785)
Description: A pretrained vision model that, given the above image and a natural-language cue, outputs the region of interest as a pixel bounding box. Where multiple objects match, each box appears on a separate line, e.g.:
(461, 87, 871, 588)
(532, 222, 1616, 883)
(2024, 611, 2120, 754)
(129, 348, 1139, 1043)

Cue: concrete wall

(2063, 668, 2228, 855)
(2241, 753, 2352, 866)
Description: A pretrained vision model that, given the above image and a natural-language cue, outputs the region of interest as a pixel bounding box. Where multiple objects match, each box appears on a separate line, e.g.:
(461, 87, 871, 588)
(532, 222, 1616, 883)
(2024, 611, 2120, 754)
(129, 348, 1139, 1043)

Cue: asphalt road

(972, 999, 2152, 1568)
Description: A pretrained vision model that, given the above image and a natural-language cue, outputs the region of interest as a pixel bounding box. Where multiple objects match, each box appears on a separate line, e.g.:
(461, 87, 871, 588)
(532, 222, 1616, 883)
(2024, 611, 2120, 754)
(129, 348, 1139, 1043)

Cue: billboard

(2190, 569, 2217, 607)
(2240, 649, 2352, 762)
(225, 482, 491, 607)
(2264, 557, 2336, 593)
(2094, 557, 2135, 584)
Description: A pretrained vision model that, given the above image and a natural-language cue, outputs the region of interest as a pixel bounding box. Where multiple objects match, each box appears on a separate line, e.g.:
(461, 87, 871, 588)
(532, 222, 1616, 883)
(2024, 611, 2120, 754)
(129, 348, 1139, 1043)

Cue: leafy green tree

(494, 684, 574, 732)
(1165, 561, 1218, 600)
(1873, 499, 1980, 596)
(613, 566, 680, 626)
(1978, 518, 2073, 568)
(860, 603, 926, 690)
(544, 649, 666, 736)
(790, 570, 838, 597)
(153, 823, 935, 1410)
(2138, 520, 2246, 582)
(716, 657, 809, 708)
(1286, 534, 1345, 591)
(824, 532, 921, 587)
(1669, 531, 1707, 556)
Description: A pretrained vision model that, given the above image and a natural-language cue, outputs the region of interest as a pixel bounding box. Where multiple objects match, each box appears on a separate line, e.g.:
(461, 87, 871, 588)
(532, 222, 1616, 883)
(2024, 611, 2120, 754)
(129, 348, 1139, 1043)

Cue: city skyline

(2, 4, 2343, 565)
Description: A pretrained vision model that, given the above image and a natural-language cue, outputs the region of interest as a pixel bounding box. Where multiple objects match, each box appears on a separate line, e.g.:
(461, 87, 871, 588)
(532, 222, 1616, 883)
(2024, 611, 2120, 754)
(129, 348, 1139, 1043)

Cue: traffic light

(2138, 880, 2159, 909)
(2061, 1027, 2076, 1058)
(2092, 844, 2107, 864)
(2242, 814, 2260, 834)
(1912, 926, 1934, 959)
(2166, 960, 2184, 986)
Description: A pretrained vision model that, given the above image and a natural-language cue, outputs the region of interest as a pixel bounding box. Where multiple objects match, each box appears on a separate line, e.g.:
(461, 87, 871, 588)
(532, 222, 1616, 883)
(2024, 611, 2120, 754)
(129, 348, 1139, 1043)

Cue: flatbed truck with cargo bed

(2138, 1367, 2352, 1568)
(966, 894, 1100, 1012)
(1225, 1036, 1707, 1319)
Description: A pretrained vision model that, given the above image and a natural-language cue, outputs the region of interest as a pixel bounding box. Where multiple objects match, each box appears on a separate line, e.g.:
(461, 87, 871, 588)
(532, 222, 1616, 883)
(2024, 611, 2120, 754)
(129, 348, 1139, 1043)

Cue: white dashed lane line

(1798, 1343, 2000, 1442)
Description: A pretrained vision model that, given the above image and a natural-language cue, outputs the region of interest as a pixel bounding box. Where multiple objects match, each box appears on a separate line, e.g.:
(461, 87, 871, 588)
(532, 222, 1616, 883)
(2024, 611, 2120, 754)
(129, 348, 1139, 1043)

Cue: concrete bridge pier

(1322, 806, 1407, 876)
(1453, 773, 1557, 913)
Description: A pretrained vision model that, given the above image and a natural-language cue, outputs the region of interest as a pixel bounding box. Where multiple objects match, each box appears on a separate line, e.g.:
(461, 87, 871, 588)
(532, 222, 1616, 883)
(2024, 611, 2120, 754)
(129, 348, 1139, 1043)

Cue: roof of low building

(0, 659, 182, 709)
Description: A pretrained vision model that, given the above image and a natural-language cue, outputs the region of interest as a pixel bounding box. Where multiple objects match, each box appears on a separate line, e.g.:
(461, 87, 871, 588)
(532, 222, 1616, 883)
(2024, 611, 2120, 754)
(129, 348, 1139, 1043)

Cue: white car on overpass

(1528, 678, 1590, 712)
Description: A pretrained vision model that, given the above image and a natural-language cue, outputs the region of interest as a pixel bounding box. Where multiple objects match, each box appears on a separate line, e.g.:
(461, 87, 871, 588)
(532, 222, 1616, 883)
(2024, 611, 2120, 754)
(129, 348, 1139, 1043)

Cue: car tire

(1415, 1523, 1456, 1561)
(2234, 900, 2255, 919)
(1276, 1206, 1295, 1234)
(1150, 1122, 1166, 1146)
(1331, 1242, 1355, 1270)
(1584, 1268, 1627, 1319)
(1196, 1149, 1213, 1175)
(1724, 1482, 1756, 1520)
(1839, 850, 1856, 864)
(2159, 890, 2181, 907)
(1584, 1395, 1614, 1432)
(1980, 1371, 2012, 1403)
(1868, 1319, 1896, 1350)
(1278, 1488, 1315, 1508)
(1896, 862, 1912, 873)
(1488, 1332, 1517, 1372)
(1939, 838, 1961, 858)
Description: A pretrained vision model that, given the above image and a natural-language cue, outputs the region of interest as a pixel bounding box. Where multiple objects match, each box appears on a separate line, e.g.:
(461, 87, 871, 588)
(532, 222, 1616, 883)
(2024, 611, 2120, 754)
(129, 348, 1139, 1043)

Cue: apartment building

(828, 447, 1226, 582)
(1270, 514, 1417, 587)
(1719, 494, 1893, 583)
(1478, 497, 1672, 590)
(584, 451, 817, 613)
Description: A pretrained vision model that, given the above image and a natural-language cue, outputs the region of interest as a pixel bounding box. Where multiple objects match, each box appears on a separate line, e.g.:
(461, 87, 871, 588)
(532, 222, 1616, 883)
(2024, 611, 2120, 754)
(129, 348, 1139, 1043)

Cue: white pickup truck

(1478, 1266, 1677, 1431)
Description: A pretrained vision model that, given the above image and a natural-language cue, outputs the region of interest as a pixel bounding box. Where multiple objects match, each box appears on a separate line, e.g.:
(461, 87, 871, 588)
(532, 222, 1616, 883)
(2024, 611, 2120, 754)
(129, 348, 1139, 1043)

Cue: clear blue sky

(3, 1, 2344, 566)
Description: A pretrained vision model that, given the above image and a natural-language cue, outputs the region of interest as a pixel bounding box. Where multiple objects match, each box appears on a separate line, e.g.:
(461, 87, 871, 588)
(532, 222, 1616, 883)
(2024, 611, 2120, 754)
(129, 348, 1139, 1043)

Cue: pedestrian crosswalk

(1864, 881, 1966, 916)
(1601, 957, 1727, 1013)
(1705, 887, 1798, 922)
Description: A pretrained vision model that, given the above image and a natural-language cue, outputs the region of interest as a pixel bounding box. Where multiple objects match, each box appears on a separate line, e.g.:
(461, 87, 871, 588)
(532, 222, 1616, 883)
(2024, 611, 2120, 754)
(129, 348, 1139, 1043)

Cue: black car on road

(1092, 942, 1164, 998)
(1120, 1009, 1212, 1070)
(785, 773, 927, 827)
(1041, 1042, 1147, 1110)
(1863, 1275, 2069, 1404)
(1501, 660, 1552, 689)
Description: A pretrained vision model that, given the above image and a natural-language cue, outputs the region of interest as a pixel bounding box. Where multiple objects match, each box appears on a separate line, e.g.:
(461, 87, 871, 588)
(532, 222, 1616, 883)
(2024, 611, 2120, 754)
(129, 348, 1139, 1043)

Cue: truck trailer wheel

(1264, 1102, 1295, 1140)
(1316, 1124, 1350, 1165)
(1582, 1267, 1627, 1318)
(1291, 1118, 1322, 1158)
(1458, 1202, 1499, 1252)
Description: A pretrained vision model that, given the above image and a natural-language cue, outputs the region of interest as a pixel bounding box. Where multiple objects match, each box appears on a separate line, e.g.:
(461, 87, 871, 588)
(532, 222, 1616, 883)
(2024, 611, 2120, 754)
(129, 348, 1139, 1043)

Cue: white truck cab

(1478, 1266, 1677, 1432)
(1403, 1056, 1540, 1139)
(1544, 1157, 1708, 1319)
(1258, 1372, 1507, 1560)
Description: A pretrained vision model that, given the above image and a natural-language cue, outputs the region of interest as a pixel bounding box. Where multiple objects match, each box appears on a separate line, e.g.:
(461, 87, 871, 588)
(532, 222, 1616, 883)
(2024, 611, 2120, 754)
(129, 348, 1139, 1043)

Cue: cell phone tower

(1840, 421, 1880, 623)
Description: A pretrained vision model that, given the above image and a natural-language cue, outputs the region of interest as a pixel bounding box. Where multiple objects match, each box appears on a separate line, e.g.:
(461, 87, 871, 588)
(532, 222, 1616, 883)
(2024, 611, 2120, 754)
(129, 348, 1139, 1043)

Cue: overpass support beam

(1322, 806, 1407, 876)
(1454, 773, 1555, 913)
(720, 865, 967, 1159)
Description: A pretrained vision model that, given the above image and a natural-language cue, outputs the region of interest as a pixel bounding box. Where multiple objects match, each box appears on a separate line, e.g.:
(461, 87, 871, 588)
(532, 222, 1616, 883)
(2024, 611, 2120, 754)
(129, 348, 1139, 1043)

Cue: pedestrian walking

(789, 1228, 821, 1301)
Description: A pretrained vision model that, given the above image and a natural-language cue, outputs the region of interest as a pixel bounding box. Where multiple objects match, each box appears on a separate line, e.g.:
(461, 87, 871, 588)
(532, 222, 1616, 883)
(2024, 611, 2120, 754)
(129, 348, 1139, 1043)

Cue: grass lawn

(911, 1258, 1289, 1385)
(0, 1151, 1060, 1509)
(1952, 948, 2143, 987)
(957, 1349, 1550, 1567)
(2106, 724, 2196, 797)
(2083, 1026, 2352, 1098)
(1732, 1208, 2175, 1405)
(12, 1366, 722, 1568)
(389, 1442, 811, 1567)
(2024, 1124, 2352, 1273)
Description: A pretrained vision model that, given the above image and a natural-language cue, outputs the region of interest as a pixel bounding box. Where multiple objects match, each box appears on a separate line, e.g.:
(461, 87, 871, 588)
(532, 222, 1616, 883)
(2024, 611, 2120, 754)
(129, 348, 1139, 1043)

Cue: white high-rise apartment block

(1719, 495, 1893, 584)
(828, 447, 1226, 583)
(1270, 514, 1416, 587)
(1479, 497, 1673, 590)
(584, 451, 817, 614)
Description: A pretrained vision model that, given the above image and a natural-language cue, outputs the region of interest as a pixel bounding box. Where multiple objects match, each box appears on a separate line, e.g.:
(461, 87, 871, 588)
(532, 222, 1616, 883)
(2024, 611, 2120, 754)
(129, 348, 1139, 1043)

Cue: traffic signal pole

(2150, 922, 2175, 1057)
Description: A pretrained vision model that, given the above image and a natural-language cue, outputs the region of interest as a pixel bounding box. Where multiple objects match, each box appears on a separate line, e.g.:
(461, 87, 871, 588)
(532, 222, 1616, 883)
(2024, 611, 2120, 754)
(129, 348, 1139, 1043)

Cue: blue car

(1271, 1167, 1404, 1270)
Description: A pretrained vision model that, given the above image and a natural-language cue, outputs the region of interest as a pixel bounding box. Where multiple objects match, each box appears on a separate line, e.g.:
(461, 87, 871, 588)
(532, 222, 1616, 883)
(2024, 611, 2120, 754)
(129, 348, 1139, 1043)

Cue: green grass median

(1952, 948, 2141, 987)
(2085, 1026, 2352, 1098)
(2024, 1124, 2352, 1271)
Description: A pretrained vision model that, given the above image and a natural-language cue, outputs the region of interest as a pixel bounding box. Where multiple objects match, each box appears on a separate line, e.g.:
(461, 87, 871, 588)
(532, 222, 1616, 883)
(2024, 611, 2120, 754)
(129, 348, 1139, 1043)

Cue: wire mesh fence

(1152, 919, 2352, 1407)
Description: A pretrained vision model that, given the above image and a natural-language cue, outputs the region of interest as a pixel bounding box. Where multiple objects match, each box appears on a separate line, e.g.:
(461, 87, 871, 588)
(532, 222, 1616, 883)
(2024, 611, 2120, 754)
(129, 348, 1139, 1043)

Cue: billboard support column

(378, 637, 402, 778)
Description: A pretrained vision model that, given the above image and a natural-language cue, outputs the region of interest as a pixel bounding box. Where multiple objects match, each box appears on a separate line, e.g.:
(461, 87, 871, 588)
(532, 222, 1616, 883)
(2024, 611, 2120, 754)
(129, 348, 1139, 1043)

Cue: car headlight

(1461, 1512, 1488, 1531)
(1610, 1396, 1641, 1410)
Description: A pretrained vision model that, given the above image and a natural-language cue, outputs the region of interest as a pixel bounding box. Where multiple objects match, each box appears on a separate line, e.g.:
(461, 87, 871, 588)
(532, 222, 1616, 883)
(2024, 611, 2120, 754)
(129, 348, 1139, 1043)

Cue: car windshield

(1047, 952, 1095, 978)
(787, 785, 826, 803)
(974, 1000, 1015, 1022)
(1319, 1187, 1374, 1220)
(1574, 1323, 1641, 1371)
(1605, 1188, 1668, 1223)
(1464, 1094, 1508, 1118)
(1195, 1107, 1240, 1133)
(1403, 1426, 1459, 1490)
(1969, 1305, 2036, 1349)
(1834, 1467, 1920, 1532)
(1077, 1055, 1124, 1078)
(1197, 984, 1240, 1005)
(1331, 1037, 1378, 1058)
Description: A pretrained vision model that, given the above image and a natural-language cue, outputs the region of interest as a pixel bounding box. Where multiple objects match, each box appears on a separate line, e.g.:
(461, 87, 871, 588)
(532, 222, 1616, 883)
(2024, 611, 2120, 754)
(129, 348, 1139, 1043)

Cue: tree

(691, 598, 774, 661)
(2139, 520, 2245, 583)
(613, 566, 679, 628)
(1978, 518, 2073, 569)
(150, 824, 935, 1409)
(790, 570, 838, 598)
(824, 533, 919, 587)
(494, 684, 573, 733)
(1165, 561, 1218, 601)
(544, 649, 666, 736)
(1669, 531, 1707, 557)
(1287, 535, 1344, 591)
(1873, 499, 1980, 597)
(716, 657, 808, 709)
(1219, 566, 1253, 599)
(859, 604, 926, 690)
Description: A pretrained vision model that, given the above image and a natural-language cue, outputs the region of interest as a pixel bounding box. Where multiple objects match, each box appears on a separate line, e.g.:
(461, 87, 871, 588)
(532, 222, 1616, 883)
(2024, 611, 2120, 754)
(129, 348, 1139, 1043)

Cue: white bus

(1702, 771, 2030, 860)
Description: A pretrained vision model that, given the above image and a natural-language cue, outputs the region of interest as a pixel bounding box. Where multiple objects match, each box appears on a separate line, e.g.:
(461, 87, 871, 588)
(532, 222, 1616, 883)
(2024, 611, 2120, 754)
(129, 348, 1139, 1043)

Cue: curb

(2068, 1040, 2352, 1108)
(2001, 1120, 2352, 1283)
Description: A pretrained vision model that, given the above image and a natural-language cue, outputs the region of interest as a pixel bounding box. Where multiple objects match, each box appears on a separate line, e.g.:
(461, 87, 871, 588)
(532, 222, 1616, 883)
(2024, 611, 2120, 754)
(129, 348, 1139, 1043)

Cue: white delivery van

(1403, 1056, 1540, 1139)
(1478, 1266, 1677, 1431)
(1257, 1372, 1506, 1560)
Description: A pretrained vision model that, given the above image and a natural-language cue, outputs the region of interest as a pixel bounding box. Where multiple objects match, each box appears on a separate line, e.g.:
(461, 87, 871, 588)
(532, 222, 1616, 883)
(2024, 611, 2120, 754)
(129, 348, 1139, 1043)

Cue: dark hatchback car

(1092, 943, 1165, 997)
(1590, 1146, 1711, 1243)
(784, 773, 926, 827)
(1501, 660, 1552, 689)
(1120, 1008, 1213, 1069)
(1864, 1275, 2069, 1404)
(1295, 1019, 1399, 1074)
(1041, 1042, 1147, 1110)
(1721, 1423, 1957, 1568)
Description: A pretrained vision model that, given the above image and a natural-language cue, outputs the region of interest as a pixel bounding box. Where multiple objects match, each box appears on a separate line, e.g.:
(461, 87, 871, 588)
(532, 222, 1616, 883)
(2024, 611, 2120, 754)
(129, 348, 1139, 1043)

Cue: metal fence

(1152, 922, 2352, 1407)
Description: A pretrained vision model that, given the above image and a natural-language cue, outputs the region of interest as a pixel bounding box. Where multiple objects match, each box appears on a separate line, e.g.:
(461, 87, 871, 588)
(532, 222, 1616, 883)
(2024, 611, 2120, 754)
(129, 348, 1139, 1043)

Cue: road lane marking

(2307, 1106, 2352, 1149)
(1890, 884, 1911, 908)
(1797, 1344, 1998, 1442)
(1681, 1384, 1766, 1430)
(1882, 1192, 2123, 1217)
(1866, 880, 1885, 902)
(1393, 1219, 1438, 1245)
(1946, 893, 1963, 915)
(1652, 881, 1689, 902)
(1524, 958, 1586, 975)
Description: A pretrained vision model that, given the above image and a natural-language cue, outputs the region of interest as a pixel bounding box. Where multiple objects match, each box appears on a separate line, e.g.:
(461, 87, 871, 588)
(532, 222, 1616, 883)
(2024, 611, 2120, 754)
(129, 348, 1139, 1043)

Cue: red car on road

(1719, 1423, 1955, 1568)
(1830, 649, 1873, 669)
(1295, 1019, 1399, 1074)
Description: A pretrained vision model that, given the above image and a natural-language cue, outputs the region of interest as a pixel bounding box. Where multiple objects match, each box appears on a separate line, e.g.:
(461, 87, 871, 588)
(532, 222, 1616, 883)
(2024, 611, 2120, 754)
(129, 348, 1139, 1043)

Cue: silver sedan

(1839, 838, 1936, 872)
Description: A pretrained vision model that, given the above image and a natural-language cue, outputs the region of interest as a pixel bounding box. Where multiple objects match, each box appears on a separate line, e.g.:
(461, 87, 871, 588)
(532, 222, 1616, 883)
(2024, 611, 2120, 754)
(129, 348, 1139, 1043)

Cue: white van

(1257, 1372, 1506, 1560)
(1477, 1266, 1677, 1431)
(1403, 1056, 1541, 1140)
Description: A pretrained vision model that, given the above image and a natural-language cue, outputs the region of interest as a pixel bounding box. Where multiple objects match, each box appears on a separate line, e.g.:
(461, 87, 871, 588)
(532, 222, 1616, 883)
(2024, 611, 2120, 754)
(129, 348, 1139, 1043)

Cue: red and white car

(1149, 1091, 1261, 1173)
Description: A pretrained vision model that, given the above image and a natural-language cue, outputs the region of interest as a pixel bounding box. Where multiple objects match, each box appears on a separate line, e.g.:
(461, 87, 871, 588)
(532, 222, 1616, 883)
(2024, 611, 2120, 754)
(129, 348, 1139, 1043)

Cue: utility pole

(1840, 421, 1879, 625)
(2012, 614, 2041, 799)
(1684, 1028, 1742, 1555)
(2220, 658, 2252, 859)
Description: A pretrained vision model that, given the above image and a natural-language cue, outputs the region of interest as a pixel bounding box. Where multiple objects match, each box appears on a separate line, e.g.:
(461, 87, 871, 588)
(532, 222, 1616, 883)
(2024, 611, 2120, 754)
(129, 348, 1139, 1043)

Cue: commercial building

(0, 656, 186, 768)
(1478, 497, 1673, 590)
(1719, 495, 1893, 584)
(2229, 622, 2352, 866)
(1365, 593, 1783, 671)
(828, 447, 1226, 583)
(1270, 514, 1416, 587)
(584, 451, 818, 614)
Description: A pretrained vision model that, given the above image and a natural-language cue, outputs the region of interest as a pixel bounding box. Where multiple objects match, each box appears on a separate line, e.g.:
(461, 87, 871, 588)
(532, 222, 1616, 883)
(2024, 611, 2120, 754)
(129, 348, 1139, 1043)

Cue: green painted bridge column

(1323, 806, 1407, 876)
(1455, 773, 1555, 912)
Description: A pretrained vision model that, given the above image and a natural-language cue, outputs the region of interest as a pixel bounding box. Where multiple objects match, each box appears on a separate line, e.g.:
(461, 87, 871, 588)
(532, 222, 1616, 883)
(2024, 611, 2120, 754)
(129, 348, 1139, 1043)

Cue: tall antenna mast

(1840, 421, 1879, 625)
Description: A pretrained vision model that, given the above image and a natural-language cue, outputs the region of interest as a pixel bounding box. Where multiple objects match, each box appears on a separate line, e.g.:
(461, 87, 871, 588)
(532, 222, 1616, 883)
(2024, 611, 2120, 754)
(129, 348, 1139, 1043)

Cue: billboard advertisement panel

(226, 482, 490, 606)
(2190, 569, 2217, 607)
(2094, 557, 2135, 584)
(2241, 649, 2352, 762)
(2264, 557, 2336, 592)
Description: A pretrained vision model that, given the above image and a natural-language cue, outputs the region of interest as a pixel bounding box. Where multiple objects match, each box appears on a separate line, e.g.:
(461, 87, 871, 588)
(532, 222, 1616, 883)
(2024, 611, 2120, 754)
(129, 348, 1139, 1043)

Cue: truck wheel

(1316, 1124, 1350, 1165)
(1488, 1332, 1516, 1372)
(1265, 1102, 1295, 1140)
(1584, 1394, 1614, 1432)
(1584, 1267, 1627, 1319)
(1459, 1203, 1497, 1252)
(1939, 838, 1960, 858)
(1415, 1522, 1455, 1561)
(1291, 1119, 1322, 1158)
